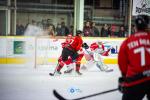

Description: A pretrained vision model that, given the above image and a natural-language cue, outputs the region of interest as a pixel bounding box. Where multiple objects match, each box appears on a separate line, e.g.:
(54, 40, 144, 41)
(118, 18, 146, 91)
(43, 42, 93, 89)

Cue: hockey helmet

(76, 30, 83, 36)
(135, 15, 149, 30)
(66, 34, 73, 41)
(67, 34, 73, 38)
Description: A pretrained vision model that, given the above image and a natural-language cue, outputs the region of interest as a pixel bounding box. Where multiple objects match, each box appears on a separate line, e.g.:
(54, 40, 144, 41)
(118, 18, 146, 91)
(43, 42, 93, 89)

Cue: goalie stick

(53, 88, 118, 100)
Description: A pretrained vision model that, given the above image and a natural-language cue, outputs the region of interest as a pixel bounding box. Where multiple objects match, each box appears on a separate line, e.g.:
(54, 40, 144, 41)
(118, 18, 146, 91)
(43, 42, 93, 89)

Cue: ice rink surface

(0, 64, 147, 100)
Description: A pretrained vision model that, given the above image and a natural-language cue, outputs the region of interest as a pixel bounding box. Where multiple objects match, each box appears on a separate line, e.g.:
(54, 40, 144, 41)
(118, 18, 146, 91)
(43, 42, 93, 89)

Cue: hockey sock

(56, 61, 64, 71)
(56, 65, 63, 72)
(76, 64, 80, 72)
(64, 57, 72, 65)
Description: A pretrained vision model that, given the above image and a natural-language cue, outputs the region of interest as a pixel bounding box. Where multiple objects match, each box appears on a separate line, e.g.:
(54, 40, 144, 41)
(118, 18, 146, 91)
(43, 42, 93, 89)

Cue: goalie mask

(97, 41, 103, 45)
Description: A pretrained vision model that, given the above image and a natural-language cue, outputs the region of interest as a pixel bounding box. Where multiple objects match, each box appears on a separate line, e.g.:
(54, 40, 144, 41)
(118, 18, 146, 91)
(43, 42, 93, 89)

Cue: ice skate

(49, 71, 61, 76)
(55, 71, 61, 75)
(75, 71, 82, 75)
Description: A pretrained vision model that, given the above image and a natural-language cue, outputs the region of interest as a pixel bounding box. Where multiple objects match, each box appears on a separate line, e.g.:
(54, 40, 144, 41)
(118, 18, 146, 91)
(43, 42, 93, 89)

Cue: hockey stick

(53, 88, 118, 100)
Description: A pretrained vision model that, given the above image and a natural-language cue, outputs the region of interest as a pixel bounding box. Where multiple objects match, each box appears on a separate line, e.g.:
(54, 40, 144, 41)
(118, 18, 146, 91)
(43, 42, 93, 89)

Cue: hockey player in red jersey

(52, 30, 83, 75)
(118, 15, 150, 100)
(55, 34, 74, 73)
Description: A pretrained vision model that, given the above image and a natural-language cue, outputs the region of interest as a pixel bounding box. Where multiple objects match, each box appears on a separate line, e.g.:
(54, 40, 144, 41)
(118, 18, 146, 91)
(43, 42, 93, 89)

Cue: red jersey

(90, 42, 104, 51)
(118, 31, 150, 87)
(69, 36, 83, 51)
(61, 38, 73, 48)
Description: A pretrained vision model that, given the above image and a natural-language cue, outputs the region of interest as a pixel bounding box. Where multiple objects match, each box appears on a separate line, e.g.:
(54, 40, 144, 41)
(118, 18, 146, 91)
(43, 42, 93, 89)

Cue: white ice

(0, 64, 147, 100)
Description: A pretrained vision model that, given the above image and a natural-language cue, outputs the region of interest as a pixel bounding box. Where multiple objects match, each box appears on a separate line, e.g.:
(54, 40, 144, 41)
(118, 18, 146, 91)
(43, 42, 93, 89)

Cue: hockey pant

(61, 48, 78, 61)
(65, 53, 84, 72)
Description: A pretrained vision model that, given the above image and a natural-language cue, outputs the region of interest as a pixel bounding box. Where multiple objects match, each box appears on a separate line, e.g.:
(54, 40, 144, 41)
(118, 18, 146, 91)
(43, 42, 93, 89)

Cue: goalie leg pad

(93, 52, 102, 62)
(96, 62, 104, 71)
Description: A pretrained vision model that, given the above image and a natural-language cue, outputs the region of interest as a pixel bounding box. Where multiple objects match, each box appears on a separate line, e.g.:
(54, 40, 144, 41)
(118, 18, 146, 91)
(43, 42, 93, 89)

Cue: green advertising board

(13, 41, 25, 54)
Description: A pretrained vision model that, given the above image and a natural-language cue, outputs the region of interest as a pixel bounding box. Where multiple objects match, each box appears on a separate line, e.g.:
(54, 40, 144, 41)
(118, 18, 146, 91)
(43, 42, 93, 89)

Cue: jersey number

(134, 47, 150, 66)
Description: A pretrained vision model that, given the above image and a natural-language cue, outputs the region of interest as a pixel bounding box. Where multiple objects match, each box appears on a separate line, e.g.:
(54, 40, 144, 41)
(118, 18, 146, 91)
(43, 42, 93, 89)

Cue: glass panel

(0, 0, 133, 37)
(0, 10, 6, 36)
(15, 0, 74, 36)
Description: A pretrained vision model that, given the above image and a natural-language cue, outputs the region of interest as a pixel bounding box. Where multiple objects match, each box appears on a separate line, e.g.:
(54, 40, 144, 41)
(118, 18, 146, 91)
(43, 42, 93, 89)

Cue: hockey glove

(118, 77, 126, 93)
(82, 43, 89, 49)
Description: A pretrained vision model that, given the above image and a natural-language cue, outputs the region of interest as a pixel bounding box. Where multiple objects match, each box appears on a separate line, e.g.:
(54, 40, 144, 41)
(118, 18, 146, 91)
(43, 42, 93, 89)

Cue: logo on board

(13, 41, 25, 54)
(136, 0, 150, 14)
